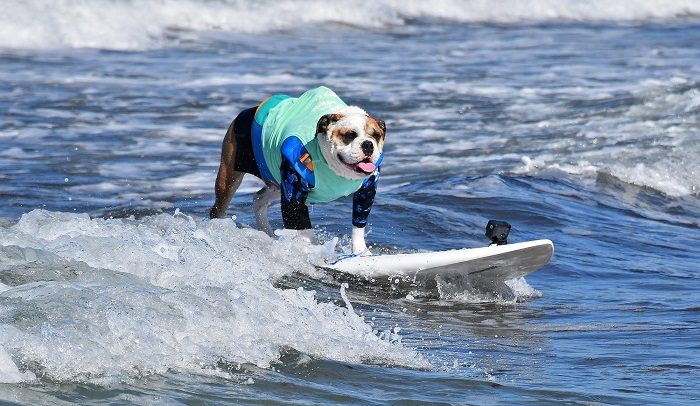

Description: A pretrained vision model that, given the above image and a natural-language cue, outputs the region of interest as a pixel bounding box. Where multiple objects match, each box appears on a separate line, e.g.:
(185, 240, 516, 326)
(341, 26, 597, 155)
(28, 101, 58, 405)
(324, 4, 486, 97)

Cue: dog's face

(316, 106, 386, 180)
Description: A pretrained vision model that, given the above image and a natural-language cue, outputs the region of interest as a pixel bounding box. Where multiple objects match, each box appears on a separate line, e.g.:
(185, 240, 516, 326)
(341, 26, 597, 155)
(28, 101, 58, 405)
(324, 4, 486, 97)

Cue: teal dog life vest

(251, 86, 366, 203)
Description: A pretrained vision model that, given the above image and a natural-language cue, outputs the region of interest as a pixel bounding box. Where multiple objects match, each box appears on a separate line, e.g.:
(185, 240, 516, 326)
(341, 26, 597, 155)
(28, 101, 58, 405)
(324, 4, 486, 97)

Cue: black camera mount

(485, 220, 511, 245)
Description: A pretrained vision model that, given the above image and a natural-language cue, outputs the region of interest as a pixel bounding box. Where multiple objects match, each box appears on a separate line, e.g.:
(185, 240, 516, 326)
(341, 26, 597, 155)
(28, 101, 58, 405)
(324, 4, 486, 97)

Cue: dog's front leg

(351, 226, 368, 254)
(350, 170, 379, 254)
(279, 157, 314, 242)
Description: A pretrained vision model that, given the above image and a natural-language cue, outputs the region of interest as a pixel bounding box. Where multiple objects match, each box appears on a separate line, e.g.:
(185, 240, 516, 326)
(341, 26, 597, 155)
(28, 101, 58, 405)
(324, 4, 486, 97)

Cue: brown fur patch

(332, 127, 359, 145)
(365, 117, 386, 149)
(316, 113, 344, 137)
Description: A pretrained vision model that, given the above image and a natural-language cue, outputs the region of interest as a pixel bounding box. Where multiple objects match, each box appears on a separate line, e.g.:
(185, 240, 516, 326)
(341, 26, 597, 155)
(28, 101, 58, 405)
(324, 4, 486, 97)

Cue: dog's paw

(209, 207, 221, 219)
(350, 247, 372, 256)
(355, 248, 372, 257)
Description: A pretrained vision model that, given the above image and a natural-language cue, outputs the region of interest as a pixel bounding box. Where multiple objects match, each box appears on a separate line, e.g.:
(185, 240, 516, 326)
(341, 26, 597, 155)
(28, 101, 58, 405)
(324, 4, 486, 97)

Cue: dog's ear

(316, 113, 342, 136)
(368, 116, 386, 139)
(375, 118, 386, 136)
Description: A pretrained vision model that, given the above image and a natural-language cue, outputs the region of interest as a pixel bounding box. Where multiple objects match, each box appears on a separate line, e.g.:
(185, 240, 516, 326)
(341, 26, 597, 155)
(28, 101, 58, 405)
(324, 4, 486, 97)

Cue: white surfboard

(326, 240, 553, 294)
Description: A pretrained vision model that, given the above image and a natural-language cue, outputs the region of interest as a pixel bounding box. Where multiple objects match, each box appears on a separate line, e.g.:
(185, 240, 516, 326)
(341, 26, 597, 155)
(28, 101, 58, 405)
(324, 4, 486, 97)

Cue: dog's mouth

(338, 154, 375, 174)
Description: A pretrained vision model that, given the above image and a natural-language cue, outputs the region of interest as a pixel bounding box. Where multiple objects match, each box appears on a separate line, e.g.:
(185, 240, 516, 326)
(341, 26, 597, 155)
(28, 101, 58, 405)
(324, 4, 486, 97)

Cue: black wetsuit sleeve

(352, 169, 380, 228)
(280, 156, 312, 230)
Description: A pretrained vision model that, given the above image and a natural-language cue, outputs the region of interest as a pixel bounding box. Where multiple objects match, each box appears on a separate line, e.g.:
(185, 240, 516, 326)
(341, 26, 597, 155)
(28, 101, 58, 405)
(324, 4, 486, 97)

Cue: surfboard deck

(327, 240, 554, 285)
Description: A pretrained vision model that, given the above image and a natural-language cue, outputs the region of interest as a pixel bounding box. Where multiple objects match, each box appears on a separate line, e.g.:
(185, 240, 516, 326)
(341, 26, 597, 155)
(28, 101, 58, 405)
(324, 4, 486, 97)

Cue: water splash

(0, 210, 426, 384)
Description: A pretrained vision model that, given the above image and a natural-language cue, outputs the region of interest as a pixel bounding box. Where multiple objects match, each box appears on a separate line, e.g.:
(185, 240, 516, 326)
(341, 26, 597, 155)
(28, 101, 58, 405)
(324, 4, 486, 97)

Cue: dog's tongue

(357, 161, 375, 173)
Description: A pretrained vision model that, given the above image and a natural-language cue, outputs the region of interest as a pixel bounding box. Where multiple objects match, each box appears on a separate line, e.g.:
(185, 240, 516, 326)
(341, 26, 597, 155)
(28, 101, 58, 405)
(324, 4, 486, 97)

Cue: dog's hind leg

(253, 184, 280, 236)
(210, 169, 244, 219)
(210, 125, 245, 219)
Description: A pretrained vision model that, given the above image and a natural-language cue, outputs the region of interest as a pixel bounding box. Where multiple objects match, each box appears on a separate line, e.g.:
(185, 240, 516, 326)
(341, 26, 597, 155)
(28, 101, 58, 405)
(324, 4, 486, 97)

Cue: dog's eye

(341, 131, 357, 144)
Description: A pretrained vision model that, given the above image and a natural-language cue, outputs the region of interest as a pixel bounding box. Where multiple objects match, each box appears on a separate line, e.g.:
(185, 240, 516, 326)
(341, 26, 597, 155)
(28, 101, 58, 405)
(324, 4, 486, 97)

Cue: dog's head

(316, 106, 386, 180)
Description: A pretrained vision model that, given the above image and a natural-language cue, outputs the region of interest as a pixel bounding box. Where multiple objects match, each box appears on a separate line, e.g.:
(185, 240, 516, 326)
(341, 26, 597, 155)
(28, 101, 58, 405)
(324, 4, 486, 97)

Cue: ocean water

(1, 0, 700, 404)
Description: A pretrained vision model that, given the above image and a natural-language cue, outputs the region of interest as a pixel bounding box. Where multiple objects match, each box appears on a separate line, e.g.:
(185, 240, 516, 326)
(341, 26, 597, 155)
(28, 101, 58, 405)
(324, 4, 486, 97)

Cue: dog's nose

(361, 140, 374, 156)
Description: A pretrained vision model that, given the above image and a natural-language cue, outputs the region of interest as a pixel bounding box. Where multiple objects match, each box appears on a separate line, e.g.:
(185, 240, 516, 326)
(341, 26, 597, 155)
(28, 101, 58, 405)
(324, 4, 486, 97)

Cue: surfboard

(326, 240, 553, 295)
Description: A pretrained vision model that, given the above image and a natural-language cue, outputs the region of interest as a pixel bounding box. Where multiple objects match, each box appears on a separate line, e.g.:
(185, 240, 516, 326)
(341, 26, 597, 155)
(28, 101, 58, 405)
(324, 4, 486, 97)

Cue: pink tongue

(357, 161, 375, 173)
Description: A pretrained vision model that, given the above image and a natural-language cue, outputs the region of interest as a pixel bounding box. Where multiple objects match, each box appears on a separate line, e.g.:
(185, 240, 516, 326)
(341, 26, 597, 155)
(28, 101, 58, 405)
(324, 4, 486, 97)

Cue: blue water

(1, 1, 700, 404)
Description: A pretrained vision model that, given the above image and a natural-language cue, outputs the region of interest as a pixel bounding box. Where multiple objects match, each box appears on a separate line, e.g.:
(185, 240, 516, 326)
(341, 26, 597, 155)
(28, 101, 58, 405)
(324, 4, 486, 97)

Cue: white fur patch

(338, 105, 367, 116)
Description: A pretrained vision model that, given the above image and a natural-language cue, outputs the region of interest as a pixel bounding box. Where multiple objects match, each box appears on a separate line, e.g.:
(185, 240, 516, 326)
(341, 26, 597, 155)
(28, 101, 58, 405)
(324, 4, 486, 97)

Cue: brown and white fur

(210, 104, 385, 254)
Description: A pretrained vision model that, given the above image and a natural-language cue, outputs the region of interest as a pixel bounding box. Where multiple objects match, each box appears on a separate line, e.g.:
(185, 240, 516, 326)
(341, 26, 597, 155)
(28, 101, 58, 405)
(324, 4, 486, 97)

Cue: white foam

(68, 182, 122, 194)
(0, 344, 36, 383)
(518, 153, 699, 198)
(505, 277, 543, 299)
(610, 161, 698, 197)
(512, 76, 700, 197)
(158, 170, 265, 197)
(445, 277, 541, 304)
(182, 73, 306, 88)
(386, 0, 700, 23)
(160, 171, 216, 195)
(0, 210, 426, 383)
(2, 0, 699, 50)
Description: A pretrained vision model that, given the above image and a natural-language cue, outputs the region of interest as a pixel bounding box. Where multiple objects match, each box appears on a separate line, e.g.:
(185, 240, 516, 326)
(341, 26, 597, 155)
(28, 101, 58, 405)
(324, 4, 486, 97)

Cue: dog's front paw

(351, 226, 369, 254)
(352, 241, 371, 256)
(354, 248, 372, 257)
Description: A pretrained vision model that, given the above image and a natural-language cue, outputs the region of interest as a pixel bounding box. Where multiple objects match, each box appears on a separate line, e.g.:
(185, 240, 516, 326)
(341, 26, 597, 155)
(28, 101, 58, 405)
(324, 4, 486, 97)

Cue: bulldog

(210, 86, 385, 254)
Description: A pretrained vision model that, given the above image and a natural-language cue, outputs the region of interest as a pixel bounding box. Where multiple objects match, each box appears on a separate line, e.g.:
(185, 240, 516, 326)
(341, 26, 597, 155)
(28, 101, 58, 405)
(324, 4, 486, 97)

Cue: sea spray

(339, 283, 355, 314)
(0, 210, 427, 383)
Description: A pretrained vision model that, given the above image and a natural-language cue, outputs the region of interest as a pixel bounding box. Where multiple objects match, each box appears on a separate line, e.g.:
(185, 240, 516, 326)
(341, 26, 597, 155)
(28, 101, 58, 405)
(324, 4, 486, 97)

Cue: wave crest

(2, 0, 700, 50)
(0, 210, 425, 383)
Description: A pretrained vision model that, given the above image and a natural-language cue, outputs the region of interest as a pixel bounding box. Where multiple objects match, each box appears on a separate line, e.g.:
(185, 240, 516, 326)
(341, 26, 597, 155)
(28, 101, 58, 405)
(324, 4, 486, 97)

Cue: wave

(513, 75, 700, 199)
(0, 210, 426, 384)
(520, 156, 699, 200)
(1, 0, 700, 50)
